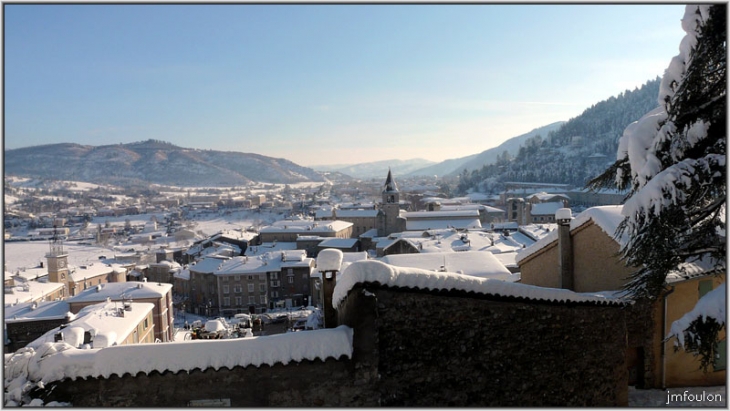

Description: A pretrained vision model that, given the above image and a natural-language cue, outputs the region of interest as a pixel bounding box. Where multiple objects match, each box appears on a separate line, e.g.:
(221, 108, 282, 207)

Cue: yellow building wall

(518, 243, 561, 289)
(572, 224, 638, 293)
(119, 310, 156, 345)
(661, 275, 726, 388)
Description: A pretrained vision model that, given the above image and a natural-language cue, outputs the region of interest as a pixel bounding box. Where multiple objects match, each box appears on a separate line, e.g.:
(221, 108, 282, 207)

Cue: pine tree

(588, 3, 726, 367)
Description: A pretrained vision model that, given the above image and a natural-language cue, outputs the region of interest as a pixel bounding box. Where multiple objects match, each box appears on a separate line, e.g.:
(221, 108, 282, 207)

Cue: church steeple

(383, 168, 398, 193)
(380, 168, 401, 236)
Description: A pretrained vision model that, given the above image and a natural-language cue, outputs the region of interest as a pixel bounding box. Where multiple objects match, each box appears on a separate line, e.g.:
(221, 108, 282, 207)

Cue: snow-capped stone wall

(335, 281, 630, 406)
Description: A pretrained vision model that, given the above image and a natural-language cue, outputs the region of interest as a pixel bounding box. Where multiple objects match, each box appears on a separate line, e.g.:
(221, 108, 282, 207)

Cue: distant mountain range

(6, 78, 660, 188)
(4, 140, 327, 187)
(404, 121, 566, 177)
(454, 77, 662, 193)
(312, 158, 436, 179)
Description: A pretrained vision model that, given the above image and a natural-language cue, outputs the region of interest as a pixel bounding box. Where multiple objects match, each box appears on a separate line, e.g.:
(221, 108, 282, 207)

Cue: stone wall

(5, 318, 67, 354)
(36, 357, 378, 407)
(32, 283, 628, 407)
(339, 286, 629, 406)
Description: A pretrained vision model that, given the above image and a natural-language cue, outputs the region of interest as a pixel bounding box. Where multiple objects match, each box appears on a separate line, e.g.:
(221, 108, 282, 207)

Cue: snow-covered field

(3, 209, 284, 273)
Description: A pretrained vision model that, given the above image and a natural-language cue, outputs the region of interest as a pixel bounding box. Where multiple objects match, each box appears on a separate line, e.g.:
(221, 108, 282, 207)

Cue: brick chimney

(316, 249, 344, 329)
(555, 208, 573, 290)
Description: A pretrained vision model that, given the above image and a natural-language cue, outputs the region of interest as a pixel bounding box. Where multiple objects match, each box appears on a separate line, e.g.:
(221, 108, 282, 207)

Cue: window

(223, 276, 229, 282)
(699, 280, 713, 298)
(248, 275, 254, 280)
(271, 291, 279, 298)
(288, 276, 294, 284)
(144, 318, 149, 329)
(235, 275, 240, 282)
(271, 280, 280, 288)
(270, 272, 279, 280)
(223, 285, 229, 294)
(248, 284, 254, 292)
(287, 268, 294, 276)
(248, 296, 256, 305)
(714, 340, 726, 371)
(260, 295, 267, 304)
(302, 273, 308, 280)
(223, 297, 230, 306)
(259, 284, 266, 293)
(234, 285, 242, 293)
(235, 296, 242, 306)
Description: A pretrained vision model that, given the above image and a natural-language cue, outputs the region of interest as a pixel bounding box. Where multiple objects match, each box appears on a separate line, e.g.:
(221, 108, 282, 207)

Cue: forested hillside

(455, 77, 661, 194)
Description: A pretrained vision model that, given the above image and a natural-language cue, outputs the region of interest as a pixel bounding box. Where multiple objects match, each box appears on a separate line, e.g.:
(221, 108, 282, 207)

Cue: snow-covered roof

(27, 301, 155, 349)
(406, 218, 482, 231)
(359, 228, 379, 238)
(527, 192, 570, 202)
(333, 260, 626, 308)
(214, 251, 313, 275)
(666, 256, 726, 283)
(245, 242, 298, 256)
(318, 238, 359, 249)
(5, 301, 71, 323)
(4, 280, 65, 305)
(150, 260, 182, 270)
(519, 224, 558, 242)
(67, 281, 171, 303)
(211, 257, 267, 276)
(69, 263, 127, 283)
(530, 201, 565, 216)
(379, 251, 513, 281)
(335, 209, 379, 218)
(404, 210, 480, 219)
(7, 266, 48, 282)
(515, 205, 625, 265)
(5, 325, 354, 386)
(189, 256, 231, 274)
(259, 220, 353, 233)
(174, 267, 191, 281)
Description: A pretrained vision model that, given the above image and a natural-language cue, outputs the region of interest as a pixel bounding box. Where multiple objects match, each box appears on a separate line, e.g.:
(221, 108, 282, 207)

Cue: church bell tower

(380, 169, 401, 236)
(46, 227, 70, 293)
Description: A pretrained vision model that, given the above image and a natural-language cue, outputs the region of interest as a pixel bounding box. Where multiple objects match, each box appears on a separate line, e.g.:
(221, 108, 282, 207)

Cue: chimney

(322, 269, 338, 328)
(555, 208, 573, 290)
(316, 249, 343, 329)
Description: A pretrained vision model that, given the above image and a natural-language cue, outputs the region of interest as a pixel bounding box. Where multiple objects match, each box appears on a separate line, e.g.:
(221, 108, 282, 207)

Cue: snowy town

(3, 3, 726, 408)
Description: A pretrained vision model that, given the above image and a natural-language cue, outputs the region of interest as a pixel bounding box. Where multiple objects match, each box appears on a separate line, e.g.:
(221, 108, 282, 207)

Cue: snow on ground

(3, 209, 282, 273)
(4, 242, 116, 274)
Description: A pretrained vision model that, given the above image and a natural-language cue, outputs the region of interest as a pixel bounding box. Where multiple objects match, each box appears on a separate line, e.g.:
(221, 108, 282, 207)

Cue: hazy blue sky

(5, 4, 687, 166)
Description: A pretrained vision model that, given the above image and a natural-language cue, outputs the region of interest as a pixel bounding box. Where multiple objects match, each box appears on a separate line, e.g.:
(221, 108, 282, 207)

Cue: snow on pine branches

(589, 4, 726, 300)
